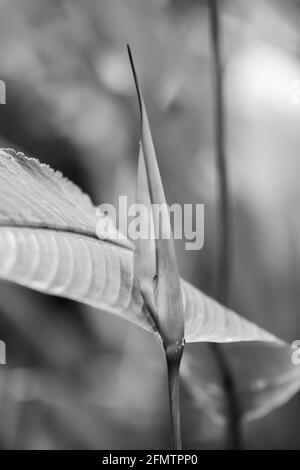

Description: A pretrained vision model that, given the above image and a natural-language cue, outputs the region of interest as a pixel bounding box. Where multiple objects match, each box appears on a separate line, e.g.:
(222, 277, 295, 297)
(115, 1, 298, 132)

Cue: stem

(210, 343, 243, 449)
(166, 347, 183, 450)
(208, 0, 243, 449)
(209, 0, 230, 306)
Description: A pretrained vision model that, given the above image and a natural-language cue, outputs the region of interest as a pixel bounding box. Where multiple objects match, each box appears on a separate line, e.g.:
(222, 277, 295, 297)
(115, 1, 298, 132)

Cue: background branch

(208, 0, 242, 450)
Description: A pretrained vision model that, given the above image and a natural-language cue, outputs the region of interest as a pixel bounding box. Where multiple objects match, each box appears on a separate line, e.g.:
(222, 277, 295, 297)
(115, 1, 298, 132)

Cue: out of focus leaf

(0, 148, 278, 344)
(182, 342, 300, 423)
(0, 367, 128, 449)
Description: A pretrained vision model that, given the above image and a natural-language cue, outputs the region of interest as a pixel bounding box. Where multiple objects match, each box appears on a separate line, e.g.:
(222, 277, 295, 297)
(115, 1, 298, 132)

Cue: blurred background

(0, 0, 300, 449)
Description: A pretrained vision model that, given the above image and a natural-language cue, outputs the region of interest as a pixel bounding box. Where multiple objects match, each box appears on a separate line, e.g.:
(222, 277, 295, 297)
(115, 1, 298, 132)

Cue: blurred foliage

(1, 0, 300, 449)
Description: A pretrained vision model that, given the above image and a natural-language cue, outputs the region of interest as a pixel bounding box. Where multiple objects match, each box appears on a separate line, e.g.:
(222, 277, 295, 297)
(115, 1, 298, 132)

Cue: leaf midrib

(0, 222, 134, 252)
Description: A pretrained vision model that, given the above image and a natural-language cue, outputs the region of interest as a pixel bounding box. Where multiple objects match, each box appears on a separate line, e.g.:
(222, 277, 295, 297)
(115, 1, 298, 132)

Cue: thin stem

(208, 0, 243, 449)
(166, 348, 183, 450)
(209, 0, 230, 306)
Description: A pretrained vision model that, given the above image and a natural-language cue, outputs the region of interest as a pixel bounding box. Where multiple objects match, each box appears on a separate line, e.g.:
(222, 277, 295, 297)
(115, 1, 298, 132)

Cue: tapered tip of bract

(127, 44, 143, 119)
(126, 43, 136, 87)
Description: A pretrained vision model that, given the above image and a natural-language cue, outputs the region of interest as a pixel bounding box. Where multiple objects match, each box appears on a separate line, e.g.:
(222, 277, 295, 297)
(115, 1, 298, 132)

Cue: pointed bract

(128, 45, 184, 354)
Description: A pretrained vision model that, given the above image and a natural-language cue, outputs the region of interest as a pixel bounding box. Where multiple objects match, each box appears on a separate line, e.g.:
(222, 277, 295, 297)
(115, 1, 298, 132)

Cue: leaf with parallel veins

(0, 147, 299, 425)
(0, 148, 280, 345)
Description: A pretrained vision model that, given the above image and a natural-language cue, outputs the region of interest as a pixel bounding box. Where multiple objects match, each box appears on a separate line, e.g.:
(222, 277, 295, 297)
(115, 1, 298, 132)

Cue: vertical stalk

(208, 0, 243, 449)
(166, 348, 183, 450)
(210, 343, 243, 449)
(209, 0, 230, 305)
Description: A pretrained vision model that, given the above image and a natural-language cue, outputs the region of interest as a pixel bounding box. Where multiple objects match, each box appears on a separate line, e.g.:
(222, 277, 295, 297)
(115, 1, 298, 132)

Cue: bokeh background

(1, 0, 300, 449)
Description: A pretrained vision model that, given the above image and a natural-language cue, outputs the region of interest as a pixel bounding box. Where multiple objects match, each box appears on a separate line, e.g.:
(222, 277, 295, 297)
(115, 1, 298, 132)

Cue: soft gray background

(0, 0, 300, 449)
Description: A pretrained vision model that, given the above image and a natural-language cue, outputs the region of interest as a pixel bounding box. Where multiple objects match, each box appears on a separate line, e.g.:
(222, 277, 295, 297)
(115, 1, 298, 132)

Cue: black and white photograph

(0, 0, 300, 453)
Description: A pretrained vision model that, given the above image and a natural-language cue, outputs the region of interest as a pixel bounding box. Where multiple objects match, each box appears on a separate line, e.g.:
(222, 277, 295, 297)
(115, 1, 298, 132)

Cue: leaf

(0, 367, 118, 449)
(181, 341, 300, 423)
(0, 148, 277, 345)
(0, 148, 154, 336)
(1, 147, 300, 422)
(0, 149, 132, 250)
